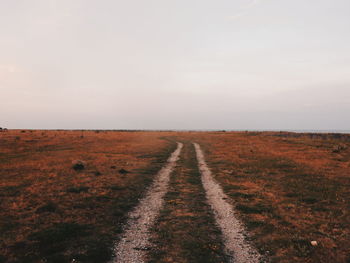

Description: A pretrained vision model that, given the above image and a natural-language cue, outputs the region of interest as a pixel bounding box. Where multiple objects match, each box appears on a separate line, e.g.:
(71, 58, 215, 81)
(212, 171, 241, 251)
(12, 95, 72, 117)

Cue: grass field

(0, 130, 349, 263)
(0, 130, 176, 262)
(188, 131, 350, 263)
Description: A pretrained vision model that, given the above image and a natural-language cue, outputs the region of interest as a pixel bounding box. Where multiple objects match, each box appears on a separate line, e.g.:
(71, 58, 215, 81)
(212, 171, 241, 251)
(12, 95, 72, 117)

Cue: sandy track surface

(194, 143, 263, 263)
(112, 142, 183, 263)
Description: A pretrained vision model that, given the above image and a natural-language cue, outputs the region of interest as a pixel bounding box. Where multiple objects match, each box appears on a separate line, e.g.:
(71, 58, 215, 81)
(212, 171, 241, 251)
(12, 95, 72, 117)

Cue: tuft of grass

(71, 237, 112, 263)
(93, 171, 102, 176)
(36, 202, 58, 213)
(230, 192, 256, 199)
(72, 163, 85, 171)
(109, 185, 125, 191)
(0, 255, 7, 263)
(236, 203, 272, 214)
(118, 168, 130, 174)
(224, 184, 245, 191)
(29, 223, 89, 244)
(0, 185, 23, 197)
(24, 223, 90, 261)
(246, 220, 266, 230)
(67, 186, 89, 193)
(0, 218, 19, 238)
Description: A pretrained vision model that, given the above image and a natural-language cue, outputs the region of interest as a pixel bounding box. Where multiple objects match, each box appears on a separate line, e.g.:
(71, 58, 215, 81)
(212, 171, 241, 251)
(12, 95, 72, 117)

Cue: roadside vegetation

(1, 130, 349, 263)
(0, 130, 176, 263)
(191, 131, 350, 263)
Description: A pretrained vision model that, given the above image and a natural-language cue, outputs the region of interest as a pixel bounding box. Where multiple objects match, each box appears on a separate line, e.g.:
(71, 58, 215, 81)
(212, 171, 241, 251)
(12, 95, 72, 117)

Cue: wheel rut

(113, 141, 263, 263)
(112, 142, 183, 263)
(147, 142, 227, 263)
(194, 143, 263, 263)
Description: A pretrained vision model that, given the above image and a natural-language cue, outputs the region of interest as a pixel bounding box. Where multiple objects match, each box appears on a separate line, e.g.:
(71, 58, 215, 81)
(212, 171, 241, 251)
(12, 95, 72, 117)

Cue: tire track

(147, 142, 227, 263)
(194, 143, 262, 263)
(112, 142, 183, 263)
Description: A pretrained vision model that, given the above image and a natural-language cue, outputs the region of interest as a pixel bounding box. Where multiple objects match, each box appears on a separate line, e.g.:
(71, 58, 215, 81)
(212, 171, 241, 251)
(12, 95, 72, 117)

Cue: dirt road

(112, 143, 183, 263)
(194, 143, 262, 263)
(113, 142, 262, 263)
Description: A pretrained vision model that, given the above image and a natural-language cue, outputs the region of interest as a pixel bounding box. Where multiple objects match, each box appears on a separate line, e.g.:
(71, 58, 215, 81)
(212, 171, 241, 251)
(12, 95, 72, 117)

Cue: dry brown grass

(0, 130, 175, 262)
(185, 131, 350, 263)
(1, 130, 349, 263)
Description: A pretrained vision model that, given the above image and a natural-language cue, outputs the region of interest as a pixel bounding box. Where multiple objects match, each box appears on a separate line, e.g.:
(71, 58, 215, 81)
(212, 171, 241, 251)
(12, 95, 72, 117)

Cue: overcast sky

(1, 0, 350, 130)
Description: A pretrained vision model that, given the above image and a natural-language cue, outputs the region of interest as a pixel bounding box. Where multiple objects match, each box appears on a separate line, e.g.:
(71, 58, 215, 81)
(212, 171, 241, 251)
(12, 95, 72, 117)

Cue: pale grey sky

(1, 0, 350, 130)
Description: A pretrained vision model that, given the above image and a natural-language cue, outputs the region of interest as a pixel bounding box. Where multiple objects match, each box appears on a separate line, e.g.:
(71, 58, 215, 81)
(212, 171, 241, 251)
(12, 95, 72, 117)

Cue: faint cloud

(33, 0, 76, 28)
(63, 12, 73, 17)
(242, 0, 261, 10)
(227, 13, 246, 21)
(0, 65, 17, 73)
(226, 0, 262, 21)
(49, 0, 57, 11)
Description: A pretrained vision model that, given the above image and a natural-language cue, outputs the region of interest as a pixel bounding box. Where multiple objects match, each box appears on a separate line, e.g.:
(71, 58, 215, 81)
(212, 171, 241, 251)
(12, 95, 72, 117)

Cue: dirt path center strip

(194, 143, 262, 263)
(112, 142, 183, 263)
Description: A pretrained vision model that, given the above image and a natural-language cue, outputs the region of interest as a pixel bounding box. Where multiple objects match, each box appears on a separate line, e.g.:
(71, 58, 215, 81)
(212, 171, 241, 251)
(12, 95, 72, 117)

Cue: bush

(94, 171, 102, 176)
(119, 168, 130, 174)
(72, 160, 85, 171)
